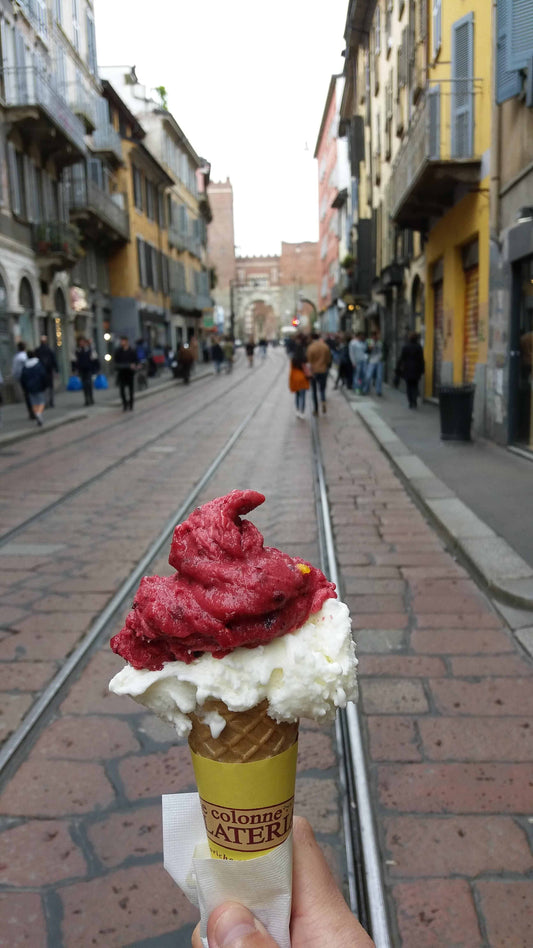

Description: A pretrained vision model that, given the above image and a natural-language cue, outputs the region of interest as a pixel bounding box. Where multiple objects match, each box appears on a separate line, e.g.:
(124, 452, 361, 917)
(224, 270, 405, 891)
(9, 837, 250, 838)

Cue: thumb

(205, 902, 280, 948)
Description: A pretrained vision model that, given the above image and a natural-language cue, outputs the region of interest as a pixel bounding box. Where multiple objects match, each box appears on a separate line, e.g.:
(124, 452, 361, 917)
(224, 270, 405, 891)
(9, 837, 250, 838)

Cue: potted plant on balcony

(35, 223, 51, 255)
(341, 253, 356, 274)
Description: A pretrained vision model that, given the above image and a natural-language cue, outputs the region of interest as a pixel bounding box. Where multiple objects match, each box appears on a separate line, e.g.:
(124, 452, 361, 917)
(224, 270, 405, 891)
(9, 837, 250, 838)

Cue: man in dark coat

(114, 336, 138, 410)
(398, 331, 425, 409)
(35, 335, 58, 407)
(74, 337, 97, 406)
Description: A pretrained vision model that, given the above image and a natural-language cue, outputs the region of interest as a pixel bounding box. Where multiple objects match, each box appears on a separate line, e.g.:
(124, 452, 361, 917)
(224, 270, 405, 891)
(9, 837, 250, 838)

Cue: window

(145, 179, 155, 220)
(72, 0, 80, 51)
(451, 13, 474, 158)
(374, 5, 381, 55)
(54, 0, 62, 23)
(7, 142, 22, 216)
(137, 237, 147, 287)
(432, 0, 441, 59)
(86, 11, 97, 74)
(132, 166, 143, 211)
(496, 0, 525, 103)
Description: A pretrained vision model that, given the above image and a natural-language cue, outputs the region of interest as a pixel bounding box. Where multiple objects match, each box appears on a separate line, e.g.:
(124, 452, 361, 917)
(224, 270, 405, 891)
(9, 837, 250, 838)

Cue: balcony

(170, 289, 197, 313)
(91, 124, 124, 165)
(70, 85, 97, 132)
(1, 67, 86, 164)
(195, 293, 212, 311)
(67, 176, 130, 245)
(389, 82, 482, 231)
(32, 221, 82, 272)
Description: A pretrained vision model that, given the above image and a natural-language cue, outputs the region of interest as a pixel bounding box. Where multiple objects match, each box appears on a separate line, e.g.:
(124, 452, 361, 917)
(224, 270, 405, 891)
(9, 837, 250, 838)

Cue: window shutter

(428, 85, 441, 158)
(151, 247, 158, 292)
(451, 13, 474, 158)
(137, 237, 146, 287)
(86, 11, 97, 75)
(7, 143, 21, 215)
(432, 0, 441, 58)
(496, 0, 522, 103)
(23, 156, 36, 222)
(506, 0, 533, 71)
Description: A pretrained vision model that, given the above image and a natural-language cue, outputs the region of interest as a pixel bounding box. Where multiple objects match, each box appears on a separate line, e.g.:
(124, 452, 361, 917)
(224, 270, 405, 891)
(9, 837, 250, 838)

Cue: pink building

(315, 74, 347, 327)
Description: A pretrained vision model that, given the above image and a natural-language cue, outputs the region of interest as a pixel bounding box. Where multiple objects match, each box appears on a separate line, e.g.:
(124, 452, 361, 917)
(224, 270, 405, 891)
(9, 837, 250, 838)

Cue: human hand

(191, 815, 374, 948)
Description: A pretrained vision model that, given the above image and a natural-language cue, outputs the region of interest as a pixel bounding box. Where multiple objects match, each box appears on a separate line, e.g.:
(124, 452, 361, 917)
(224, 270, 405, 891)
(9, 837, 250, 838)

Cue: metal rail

(0, 402, 263, 778)
(312, 418, 392, 948)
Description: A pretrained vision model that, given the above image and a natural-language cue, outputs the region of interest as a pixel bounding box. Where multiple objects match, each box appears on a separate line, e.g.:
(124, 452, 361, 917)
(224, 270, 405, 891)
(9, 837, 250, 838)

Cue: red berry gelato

(111, 490, 336, 670)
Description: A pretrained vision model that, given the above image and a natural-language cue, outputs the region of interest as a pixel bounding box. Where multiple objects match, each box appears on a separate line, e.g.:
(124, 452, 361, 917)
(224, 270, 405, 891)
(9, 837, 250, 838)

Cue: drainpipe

(489, 0, 501, 240)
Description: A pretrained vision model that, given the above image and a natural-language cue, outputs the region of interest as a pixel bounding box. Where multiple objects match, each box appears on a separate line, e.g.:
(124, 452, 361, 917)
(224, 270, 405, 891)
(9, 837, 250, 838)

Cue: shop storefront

(509, 254, 533, 448)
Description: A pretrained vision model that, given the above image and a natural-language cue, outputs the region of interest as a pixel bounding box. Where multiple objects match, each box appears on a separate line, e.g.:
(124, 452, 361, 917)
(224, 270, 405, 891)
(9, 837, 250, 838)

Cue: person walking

(306, 332, 332, 415)
(12, 341, 35, 420)
(35, 334, 58, 407)
(20, 350, 47, 426)
(334, 333, 353, 390)
(289, 334, 309, 418)
(211, 337, 224, 374)
(363, 329, 384, 396)
(349, 331, 367, 393)
(398, 331, 425, 408)
(176, 343, 194, 384)
(114, 336, 138, 409)
(245, 337, 255, 367)
(74, 337, 97, 407)
(223, 336, 234, 373)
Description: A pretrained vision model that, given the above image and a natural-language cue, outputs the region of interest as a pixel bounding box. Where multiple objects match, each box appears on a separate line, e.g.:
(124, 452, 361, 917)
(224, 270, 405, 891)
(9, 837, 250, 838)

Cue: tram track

(0, 361, 391, 946)
(0, 359, 263, 548)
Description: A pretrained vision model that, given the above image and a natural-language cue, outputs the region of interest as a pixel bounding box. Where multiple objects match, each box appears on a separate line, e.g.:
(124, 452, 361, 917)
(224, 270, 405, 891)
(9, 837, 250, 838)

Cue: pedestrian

(223, 336, 234, 373)
(363, 329, 384, 396)
(211, 337, 224, 374)
(306, 332, 332, 415)
(74, 337, 97, 406)
(398, 331, 425, 408)
(176, 342, 194, 384)
(348, 331, 367, 393)
(35, 334, 58, 407)
(20, 349, 47, 427)
(114, 335, 138, 409)
(11, 341, 35, 420)
(245, 337, 255, 367)
(334, 334, 353, 390)
(289, 333, 310, 418)
(259, 337, 268, 359)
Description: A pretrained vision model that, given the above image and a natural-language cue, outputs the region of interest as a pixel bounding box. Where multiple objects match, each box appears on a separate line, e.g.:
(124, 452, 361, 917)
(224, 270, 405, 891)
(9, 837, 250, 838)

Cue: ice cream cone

(188, 700, 299, 860)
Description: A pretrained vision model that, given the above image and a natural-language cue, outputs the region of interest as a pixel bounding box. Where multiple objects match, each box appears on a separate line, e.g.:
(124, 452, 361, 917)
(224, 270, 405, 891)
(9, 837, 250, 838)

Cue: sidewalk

(340, 383, 533, 649)
(0, 366, 212, 447)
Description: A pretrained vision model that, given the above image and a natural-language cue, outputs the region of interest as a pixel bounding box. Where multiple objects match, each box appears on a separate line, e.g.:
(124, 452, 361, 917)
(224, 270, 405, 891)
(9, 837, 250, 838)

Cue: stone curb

(351, 399, 533, 613)
(0, 410, 89, 447)
(0, 369, 214, 447)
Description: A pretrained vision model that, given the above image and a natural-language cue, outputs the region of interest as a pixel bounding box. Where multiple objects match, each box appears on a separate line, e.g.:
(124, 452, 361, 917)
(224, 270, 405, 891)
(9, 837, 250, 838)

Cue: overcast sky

(94, 0, 348, 256)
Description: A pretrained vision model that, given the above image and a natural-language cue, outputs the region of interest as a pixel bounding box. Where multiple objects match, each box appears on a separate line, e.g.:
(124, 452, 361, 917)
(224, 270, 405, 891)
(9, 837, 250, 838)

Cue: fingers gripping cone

(188, 700, 299, 861)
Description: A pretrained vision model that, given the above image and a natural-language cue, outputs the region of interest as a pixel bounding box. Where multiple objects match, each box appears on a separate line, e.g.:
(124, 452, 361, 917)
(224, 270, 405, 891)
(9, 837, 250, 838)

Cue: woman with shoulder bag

(289, 334, 309, 419)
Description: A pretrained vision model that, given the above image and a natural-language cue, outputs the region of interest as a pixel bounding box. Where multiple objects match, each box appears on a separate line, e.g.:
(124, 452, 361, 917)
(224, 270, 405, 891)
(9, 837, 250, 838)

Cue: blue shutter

(428, 85, 441, 158)
(451, 13, 474, 158)
(497, 0, 522, 102)
(507, 0, 533, 70)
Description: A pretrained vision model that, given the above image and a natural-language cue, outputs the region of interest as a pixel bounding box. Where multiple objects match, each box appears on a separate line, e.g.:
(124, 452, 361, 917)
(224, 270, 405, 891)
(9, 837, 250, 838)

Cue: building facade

(207, 178, 236, 334)
(315, 74, 351, 332)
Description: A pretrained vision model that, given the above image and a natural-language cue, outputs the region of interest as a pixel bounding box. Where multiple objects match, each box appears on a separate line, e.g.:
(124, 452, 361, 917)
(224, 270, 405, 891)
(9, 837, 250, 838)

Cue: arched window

(18, 277, 35, 345)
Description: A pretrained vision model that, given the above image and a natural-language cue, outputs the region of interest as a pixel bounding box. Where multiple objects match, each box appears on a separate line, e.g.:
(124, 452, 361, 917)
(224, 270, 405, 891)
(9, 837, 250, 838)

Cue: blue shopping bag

(94, 373, 108, 389)
(67, 375, 82, 391)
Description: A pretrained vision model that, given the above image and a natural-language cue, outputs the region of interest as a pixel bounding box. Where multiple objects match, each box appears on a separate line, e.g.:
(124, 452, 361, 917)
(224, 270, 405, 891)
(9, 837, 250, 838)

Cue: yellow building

(104, 81, 173, 350)
(390, 0, 492, 418)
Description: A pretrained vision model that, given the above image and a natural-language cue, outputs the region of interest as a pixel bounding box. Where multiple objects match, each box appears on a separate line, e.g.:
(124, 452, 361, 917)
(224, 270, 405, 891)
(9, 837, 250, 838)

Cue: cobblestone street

(0, 355, 532, 946)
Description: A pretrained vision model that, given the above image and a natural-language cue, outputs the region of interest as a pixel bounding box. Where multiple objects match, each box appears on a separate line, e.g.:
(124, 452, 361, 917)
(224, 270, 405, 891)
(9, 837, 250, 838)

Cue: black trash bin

(438, 385, 475, 441)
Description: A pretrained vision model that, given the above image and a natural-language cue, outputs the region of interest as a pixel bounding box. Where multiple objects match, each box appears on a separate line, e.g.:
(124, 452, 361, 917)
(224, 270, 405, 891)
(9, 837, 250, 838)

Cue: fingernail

(214, 903, 258, 946)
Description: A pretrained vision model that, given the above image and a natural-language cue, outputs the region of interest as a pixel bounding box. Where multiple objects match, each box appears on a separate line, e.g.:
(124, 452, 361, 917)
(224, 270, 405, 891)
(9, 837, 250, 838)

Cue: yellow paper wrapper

(188, 699, 298, 860)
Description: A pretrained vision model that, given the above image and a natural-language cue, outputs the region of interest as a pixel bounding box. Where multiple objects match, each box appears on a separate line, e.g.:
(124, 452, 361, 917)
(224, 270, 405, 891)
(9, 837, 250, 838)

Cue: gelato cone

(188, 700, 298, 859)
(109, 490, 357, 863)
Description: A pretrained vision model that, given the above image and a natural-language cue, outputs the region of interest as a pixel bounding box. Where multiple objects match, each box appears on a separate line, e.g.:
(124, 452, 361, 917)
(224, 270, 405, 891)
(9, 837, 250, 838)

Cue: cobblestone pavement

(0, 354, 532, 946)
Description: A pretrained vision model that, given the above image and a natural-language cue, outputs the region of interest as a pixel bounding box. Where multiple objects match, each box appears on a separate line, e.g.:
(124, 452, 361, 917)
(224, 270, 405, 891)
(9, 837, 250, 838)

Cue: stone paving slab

(321, 389, 533, 946)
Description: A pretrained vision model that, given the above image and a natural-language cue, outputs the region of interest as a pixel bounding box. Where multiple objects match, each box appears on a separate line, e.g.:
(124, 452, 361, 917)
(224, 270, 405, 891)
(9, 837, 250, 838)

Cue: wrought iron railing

(33, 220, 82, 259)
(1, 66, 86, 155)
(91, 124, 123, 163)
(66, 174, 129, 241)
(389, 80, 480, 221)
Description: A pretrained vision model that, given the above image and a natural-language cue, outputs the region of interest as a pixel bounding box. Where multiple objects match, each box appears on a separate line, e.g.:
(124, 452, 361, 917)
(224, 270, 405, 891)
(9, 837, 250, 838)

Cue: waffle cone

(188, 699, 298, 763)
(188, 700, 299, 860)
